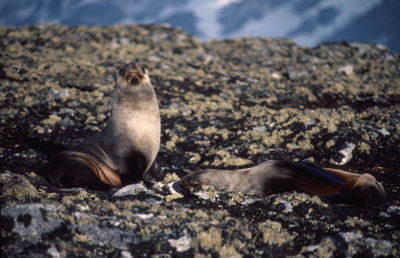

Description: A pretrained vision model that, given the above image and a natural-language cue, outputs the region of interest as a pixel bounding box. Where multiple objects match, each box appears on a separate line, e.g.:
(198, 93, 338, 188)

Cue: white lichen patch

(168, 234, 192, 252)
(337, 142, 356, 165)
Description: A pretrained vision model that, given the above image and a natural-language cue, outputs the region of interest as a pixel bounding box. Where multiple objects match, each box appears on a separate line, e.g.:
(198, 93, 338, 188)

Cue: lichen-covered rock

(1, 25, 399, 257)
(1, 204, 62, 243)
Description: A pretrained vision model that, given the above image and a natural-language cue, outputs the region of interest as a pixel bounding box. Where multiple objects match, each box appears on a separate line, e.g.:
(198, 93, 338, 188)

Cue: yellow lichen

(197, 227, 223, 251)
(259, 220, 293, 246)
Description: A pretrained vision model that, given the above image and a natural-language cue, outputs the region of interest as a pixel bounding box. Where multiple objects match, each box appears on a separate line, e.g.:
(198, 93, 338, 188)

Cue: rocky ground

(1, 25, 399, 257)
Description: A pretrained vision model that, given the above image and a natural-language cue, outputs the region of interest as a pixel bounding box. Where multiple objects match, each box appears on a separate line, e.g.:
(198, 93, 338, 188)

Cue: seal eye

(118, 63, 129, 76)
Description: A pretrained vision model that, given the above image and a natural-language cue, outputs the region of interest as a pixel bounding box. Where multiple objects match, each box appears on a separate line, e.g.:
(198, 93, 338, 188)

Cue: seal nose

(128, 62, 137, 72)
(128, 62, 146, 75)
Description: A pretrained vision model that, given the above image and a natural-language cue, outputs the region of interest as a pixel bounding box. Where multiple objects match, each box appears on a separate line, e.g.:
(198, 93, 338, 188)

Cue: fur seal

(48, 62, 161, 190)
(47, 61, 385, 206)
(180, 161, 385, 206)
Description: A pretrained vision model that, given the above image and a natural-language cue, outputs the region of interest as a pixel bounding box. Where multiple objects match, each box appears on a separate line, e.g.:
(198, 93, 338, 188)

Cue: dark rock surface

(1, 25, 399, 257)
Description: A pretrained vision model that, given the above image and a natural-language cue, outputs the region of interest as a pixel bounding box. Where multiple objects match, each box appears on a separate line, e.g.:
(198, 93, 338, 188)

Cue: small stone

(113, 183, 148, 197)
(47, 89, 70, 101)
(287, 70, 309, 81)
(378, 128, 390, 136)
(168, 234, 192, 252)
(47, 247, 61, 258)
(337, 142, 356, 165)
(337, 65, 354, 75)
(121, 251, 133, 258)
(57, 108, 76, 115)
(134, 213, 154, 220)
(58, 116, 75, 127)
(252, 125, 267, 132)
(271, 72, 281, 80)
(387, 206, 400, 214)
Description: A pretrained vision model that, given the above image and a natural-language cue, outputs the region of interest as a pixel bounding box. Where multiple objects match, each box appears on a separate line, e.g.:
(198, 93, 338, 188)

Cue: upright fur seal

(48, 62, 160, 190)
(48, 62, 385, 206)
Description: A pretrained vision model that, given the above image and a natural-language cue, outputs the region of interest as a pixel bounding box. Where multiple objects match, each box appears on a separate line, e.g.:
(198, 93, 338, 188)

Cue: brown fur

(48, 62, 160, 190)
(180, 161, 385, 206)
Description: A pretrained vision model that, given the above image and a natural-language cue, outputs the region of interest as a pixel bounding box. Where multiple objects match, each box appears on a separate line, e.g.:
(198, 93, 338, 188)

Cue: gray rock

(78, 223, 140, 250)
(113, 183, 148, 197)
(47, 247, 62, 258)
(47, 89, 70, 101)
(58, 116, 75, 127)
(1, 204, 62, 243)
(339, 231, 398, 257)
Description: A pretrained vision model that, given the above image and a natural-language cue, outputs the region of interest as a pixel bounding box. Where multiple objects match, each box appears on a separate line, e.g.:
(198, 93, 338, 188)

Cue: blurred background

(1, 0, 399, 52)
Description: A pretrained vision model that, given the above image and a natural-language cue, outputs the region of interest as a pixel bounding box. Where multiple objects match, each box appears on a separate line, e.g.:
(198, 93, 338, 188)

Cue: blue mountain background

(1, 0, 399, 52)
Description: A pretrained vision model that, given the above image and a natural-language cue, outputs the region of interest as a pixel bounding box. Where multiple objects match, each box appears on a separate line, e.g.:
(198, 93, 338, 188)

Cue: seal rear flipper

(48, 151, 121, 191)
(56, 165, 116, 191)
(282, 162, 345, 185)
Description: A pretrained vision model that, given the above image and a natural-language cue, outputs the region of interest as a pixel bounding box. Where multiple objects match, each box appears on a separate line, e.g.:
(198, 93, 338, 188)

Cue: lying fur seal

(180, 161, 385, 206)
(48, 62, 160, 190)
(47, 61, 385, 205)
